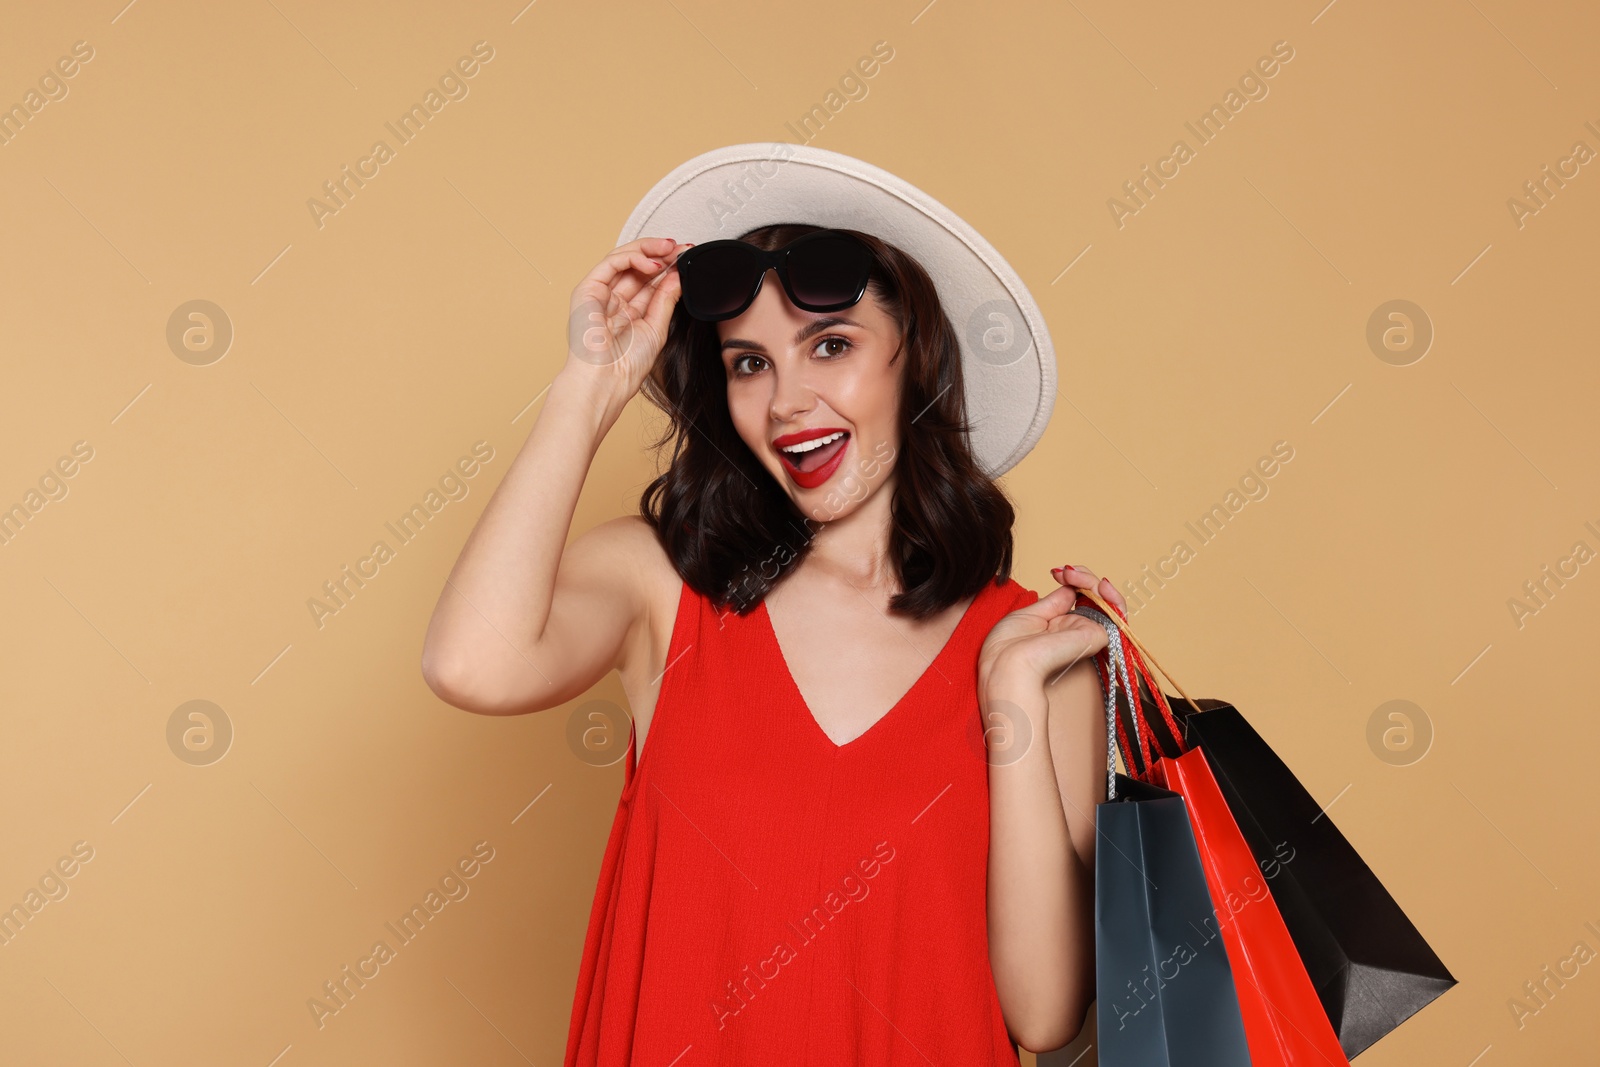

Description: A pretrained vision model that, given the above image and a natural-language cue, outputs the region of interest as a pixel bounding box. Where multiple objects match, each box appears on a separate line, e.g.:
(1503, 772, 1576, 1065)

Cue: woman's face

(718, 272, 904, 523)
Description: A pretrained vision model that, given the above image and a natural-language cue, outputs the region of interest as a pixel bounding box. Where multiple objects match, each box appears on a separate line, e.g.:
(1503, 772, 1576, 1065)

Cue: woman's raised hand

(564, 236, 690, 404)
(978, 565, 1130, 695)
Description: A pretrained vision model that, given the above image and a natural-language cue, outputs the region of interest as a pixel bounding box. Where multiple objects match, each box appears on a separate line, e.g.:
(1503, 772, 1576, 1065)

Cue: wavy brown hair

(638, 222, 1017, 621)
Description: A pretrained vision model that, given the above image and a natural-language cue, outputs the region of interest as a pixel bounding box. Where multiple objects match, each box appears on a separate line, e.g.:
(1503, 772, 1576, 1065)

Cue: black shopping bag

(1155, 693, 1457, 1059)
(1092, 771, 1252, 1066)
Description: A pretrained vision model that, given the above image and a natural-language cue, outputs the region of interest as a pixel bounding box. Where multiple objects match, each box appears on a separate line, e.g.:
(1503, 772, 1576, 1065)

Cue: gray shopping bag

(1068, 602, 1251, 1066)
(1094, 773, 1252, 1066)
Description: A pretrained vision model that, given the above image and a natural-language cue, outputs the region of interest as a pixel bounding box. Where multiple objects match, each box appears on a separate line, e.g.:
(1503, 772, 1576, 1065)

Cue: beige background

(1, 0, 1595, 1063)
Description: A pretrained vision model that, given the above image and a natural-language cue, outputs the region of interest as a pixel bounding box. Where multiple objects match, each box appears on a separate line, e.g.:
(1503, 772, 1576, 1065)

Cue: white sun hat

(614, 142, 1057, 479)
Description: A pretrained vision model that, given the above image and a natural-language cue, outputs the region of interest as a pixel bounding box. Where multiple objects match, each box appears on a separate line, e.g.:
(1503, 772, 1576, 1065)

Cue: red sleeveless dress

(564, 573, 1041, 1065)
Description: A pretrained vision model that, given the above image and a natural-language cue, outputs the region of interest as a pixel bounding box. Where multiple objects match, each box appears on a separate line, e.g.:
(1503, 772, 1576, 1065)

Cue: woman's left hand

(978, 565, 1129, 694)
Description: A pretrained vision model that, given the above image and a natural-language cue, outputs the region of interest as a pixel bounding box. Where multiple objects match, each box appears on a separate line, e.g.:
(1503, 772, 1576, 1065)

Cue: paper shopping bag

(1076, 595, 1351, 1067)
(1178, 701, 1457, 1058)
(1092, 772, 1253, 1066)
(1153, 744, 1352, 1066)
(1067, 601, 1252, 1067)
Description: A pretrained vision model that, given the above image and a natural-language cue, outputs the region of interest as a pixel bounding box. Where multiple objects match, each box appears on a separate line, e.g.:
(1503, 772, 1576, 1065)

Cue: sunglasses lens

(683, 243, 761, 320)
(786, 233, 873, 310)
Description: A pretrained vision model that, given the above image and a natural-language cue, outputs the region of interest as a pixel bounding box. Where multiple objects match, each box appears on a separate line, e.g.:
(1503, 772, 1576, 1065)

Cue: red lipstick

(772, 427, 851, 489)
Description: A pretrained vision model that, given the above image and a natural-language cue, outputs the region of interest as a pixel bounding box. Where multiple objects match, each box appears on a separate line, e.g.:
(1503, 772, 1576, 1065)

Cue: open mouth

(776, 430, 851, 486)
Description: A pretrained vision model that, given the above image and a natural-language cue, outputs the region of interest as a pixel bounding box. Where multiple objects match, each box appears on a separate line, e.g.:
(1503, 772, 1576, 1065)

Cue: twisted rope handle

(1075, 588, 1203, 723)
(1068, 588, 1203, 796)
(1069, 603, 1145, 800)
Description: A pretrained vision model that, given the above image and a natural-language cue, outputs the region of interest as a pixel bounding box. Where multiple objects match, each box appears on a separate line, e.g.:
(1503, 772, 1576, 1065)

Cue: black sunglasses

(675, 229, 876, 322)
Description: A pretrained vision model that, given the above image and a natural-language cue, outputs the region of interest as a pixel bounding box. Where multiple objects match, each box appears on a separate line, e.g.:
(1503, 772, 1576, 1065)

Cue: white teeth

(779, 431, 847, 455)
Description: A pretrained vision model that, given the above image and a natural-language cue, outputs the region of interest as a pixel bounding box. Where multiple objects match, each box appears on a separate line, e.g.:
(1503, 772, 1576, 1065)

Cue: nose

(768, 354, 816, 424)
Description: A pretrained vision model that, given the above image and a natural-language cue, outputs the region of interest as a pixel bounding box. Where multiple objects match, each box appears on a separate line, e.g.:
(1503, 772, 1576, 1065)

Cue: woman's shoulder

(991, 572, 1042, 610)
(578, 515, 684, 628)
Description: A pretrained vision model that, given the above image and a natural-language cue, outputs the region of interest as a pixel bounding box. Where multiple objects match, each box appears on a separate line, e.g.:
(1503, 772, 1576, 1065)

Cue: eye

(729, 336, 851, 380)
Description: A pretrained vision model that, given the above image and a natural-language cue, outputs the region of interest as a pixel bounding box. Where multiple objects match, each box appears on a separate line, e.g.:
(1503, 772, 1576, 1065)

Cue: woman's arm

(980, 569, 1120, 1052)
(420, 238, 686, 715)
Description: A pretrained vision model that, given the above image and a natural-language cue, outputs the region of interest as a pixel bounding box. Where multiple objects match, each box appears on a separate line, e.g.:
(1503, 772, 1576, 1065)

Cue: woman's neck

(800, 478, 898, 592)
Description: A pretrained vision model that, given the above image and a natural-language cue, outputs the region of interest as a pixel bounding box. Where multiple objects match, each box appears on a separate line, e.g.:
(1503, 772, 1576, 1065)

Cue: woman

(422, 145, 1129, 1063)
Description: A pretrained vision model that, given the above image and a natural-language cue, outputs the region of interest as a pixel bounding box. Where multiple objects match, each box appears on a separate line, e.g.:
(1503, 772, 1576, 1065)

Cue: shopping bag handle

(1070, 603, 1151, 797)
(1073, 588, 1206, 771)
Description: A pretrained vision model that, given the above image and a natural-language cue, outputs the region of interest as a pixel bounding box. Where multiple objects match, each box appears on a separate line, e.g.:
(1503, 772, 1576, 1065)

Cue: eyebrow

(720, 315, 863, 355)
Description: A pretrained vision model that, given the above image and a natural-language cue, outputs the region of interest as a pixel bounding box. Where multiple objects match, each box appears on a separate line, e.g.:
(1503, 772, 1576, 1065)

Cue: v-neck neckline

(756, 581, 994, 752)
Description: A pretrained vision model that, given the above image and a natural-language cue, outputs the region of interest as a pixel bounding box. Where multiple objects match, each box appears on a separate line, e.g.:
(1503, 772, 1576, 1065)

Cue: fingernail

(1063, 564, 1074, 572)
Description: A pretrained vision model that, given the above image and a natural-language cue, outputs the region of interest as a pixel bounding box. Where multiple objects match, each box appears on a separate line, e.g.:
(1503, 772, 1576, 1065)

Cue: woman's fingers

(1030, 613, 1111, 678)
(568, 240, 690, 366)
(581, 240, 670, 289)
(581, 238, 681, 304)
(624, 244, 689, 319)
(638, 261, 683, 349)
(611, 248, 675, 307)
(1051, 564, 1129, 620)
(1102, 579, 1129, 619)
(1014, 581, 1077, 619)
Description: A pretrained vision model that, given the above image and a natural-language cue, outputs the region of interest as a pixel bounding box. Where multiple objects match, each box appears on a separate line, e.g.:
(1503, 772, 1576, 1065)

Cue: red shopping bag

(1084, 590, 1351, 1067)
